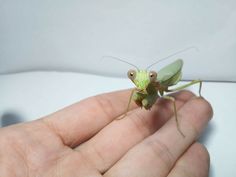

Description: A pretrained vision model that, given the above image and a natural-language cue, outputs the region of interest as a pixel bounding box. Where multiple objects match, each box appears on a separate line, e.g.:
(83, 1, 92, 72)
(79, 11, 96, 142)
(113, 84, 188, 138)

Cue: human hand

(0, 90, 212, 177)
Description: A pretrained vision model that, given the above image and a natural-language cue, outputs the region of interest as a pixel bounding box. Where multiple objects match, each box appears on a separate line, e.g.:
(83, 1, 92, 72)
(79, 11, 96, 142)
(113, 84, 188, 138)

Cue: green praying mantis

(104, 48, 202, 137)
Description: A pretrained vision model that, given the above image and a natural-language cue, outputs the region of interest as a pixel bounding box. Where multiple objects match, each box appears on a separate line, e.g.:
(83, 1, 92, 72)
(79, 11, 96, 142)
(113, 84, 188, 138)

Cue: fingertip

(190, 142, 210, 166)
(174, 96, 213, 140)
(198, 97, 214, 120)
(189, 96, 214, 120)
(169, 142, 210, 177)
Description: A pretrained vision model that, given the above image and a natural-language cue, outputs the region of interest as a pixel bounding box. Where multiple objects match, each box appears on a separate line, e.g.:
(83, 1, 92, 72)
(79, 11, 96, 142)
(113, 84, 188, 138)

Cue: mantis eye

(149, 71, 157, 82)
(127, 70, 136, 80)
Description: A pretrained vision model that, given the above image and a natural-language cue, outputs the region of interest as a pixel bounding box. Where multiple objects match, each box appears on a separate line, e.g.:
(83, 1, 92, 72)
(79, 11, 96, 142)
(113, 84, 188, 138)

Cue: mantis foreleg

(117, 89, 135, 120)
(163, 95, 185, 137)
(167, 80, 202, 97)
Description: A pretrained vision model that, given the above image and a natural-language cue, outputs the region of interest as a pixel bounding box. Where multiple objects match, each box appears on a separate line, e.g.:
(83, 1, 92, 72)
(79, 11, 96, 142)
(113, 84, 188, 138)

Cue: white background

(1, 0, 236, 80)
(1, 1, 236, 177)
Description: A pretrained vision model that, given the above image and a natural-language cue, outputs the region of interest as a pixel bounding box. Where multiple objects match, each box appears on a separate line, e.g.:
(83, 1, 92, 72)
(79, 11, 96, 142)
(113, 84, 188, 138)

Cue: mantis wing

(156, 59, 183, 86)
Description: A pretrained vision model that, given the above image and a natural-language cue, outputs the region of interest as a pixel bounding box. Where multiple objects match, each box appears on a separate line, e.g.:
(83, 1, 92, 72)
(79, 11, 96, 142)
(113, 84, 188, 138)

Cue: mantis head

(127, 70, 157, 91)
(102, 46, 197, 92)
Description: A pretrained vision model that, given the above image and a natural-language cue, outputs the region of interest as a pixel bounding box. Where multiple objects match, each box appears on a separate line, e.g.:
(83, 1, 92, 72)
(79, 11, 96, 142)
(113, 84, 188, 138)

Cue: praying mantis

(104, 48, 202, 137)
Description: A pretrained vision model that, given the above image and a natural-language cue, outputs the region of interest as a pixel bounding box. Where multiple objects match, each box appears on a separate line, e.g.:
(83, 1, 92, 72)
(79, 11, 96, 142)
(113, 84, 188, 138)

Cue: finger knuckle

(145, 139, 175, 171)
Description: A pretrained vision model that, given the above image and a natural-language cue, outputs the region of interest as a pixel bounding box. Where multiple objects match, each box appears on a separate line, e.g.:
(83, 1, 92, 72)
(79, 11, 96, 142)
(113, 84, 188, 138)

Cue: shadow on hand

(198, 122, 216, 177)
(198, 122, 215, 144)
(1, 111, 25, 127)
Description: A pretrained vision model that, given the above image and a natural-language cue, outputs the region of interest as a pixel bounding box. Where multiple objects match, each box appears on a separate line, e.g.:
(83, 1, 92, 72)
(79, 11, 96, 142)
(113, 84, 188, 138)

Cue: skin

(0, 90, 213, 177)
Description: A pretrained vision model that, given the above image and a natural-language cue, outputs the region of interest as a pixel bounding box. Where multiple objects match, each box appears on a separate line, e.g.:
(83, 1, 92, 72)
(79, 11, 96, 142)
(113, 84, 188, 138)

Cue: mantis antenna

(145, 46, 198, 70)
(102, 55, 139, 70)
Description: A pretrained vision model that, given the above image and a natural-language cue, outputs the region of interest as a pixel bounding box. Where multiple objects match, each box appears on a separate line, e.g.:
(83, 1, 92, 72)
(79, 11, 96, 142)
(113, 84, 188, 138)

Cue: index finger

(41, 89, 136, 147)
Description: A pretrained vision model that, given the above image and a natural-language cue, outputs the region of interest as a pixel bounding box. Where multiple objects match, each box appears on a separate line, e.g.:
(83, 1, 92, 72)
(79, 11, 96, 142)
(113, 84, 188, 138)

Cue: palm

(0, 90, 212, 177)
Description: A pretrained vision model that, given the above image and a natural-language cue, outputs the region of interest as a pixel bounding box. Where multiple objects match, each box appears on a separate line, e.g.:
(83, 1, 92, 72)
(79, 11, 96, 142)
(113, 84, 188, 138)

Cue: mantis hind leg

(163, 95, 185, 137)
(117, 89, 135, 120)
(167, 80, 202, 97)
